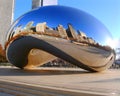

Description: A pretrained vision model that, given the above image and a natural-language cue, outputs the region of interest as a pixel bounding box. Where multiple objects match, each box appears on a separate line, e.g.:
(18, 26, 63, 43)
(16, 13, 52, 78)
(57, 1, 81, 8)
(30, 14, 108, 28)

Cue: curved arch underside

(6, 35, 115, 72)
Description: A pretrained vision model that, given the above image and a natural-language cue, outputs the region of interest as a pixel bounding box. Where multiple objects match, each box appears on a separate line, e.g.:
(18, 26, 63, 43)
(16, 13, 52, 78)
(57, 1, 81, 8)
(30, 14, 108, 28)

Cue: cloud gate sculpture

(4, 6, 115, 72)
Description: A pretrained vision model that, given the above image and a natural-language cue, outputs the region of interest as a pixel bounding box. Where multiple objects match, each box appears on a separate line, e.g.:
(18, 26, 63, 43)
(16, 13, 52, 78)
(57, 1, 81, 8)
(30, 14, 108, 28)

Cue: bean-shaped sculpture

(4, 6, 115, 72)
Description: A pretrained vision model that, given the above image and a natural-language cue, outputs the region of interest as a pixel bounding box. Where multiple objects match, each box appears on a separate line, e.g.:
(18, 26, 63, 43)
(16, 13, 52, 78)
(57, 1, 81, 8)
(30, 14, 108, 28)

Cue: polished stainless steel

(4, 6, 115, 72)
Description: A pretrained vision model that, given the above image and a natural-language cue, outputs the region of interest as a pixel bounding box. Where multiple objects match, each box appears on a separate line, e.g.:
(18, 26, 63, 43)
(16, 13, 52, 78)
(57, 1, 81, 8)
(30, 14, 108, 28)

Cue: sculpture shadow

(82, 78, 120, 83)
(0, 67, 93, 76)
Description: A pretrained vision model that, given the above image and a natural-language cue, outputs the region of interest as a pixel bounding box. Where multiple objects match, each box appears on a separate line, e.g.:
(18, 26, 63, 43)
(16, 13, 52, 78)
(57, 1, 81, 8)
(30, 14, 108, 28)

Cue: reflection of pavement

(32, 35, 114, 71)
(0, 66, 120, 96)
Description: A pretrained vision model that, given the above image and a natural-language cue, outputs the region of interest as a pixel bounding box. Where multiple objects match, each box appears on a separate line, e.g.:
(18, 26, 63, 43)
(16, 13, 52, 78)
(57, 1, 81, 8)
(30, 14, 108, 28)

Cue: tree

(0, 44, 7, 62)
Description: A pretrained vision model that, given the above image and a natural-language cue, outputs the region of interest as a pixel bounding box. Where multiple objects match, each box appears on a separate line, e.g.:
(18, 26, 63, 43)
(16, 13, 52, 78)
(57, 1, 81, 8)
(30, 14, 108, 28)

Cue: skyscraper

(32, 0, 58, 9)
(0, 0, 14, 46)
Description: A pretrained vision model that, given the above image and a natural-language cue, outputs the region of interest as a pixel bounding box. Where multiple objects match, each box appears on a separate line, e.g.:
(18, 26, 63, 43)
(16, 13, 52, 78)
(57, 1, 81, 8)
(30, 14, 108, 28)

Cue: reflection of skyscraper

(36, 22, 47, 32)
(67, 24, 78, 40)
(32, 0, 58, 9)
(0, 0, 14, 46)
(25, 21, 34, 30)
(57, 24, 68, 38)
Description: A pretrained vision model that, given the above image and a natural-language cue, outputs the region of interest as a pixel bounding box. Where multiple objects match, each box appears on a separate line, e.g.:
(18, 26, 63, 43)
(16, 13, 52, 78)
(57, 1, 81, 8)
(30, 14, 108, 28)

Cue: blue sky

(14, 0, 120, 47)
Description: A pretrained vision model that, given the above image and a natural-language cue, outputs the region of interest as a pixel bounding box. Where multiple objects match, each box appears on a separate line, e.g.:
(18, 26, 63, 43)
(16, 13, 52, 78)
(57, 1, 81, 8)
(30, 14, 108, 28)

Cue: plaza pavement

(0, 66, 120, 96)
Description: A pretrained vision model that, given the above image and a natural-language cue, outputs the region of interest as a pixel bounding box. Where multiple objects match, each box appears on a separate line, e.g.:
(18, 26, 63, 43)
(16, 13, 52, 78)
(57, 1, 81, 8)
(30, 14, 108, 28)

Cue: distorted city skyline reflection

(5, 5, 112, 47)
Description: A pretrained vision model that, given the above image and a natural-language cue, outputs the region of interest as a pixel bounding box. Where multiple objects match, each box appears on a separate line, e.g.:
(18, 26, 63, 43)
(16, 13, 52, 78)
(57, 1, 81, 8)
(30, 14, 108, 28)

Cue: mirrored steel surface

(4, 6, 115, 72)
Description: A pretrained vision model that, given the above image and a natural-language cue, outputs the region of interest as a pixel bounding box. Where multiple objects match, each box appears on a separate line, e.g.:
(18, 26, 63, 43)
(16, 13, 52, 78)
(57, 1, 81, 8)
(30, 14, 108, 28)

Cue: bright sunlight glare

(106, 38, 119, 49)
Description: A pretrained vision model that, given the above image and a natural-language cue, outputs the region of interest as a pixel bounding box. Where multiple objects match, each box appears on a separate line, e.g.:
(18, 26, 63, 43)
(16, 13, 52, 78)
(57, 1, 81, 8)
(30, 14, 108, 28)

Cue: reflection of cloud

(117, 39, 120, 48)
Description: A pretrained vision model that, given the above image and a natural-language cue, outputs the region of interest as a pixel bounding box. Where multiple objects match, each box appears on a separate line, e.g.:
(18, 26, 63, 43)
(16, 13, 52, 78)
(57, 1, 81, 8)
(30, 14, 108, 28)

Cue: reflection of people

(11, 64, 15, 68)
(42, 58, 76, 68)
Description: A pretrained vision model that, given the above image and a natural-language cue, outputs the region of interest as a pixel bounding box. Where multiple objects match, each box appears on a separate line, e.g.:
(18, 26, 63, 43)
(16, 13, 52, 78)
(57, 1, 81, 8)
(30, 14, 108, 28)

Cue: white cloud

(116, 39, 120, 48)
(43, 0, 58, 6)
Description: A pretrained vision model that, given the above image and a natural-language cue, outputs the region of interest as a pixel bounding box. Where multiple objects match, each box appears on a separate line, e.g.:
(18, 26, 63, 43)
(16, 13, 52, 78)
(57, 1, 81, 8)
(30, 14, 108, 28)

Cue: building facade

(32, 0, 58, 9)
(0, 0, 14, 46)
